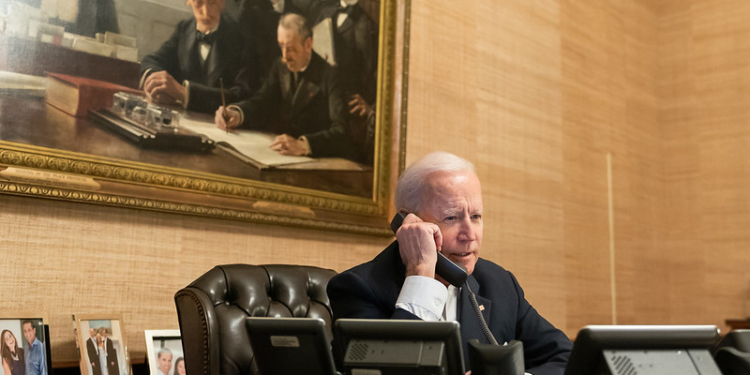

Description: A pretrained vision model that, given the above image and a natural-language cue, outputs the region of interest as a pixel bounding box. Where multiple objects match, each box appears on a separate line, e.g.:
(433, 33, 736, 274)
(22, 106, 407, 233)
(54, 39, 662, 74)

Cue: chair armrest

(175, 287, 221, 375)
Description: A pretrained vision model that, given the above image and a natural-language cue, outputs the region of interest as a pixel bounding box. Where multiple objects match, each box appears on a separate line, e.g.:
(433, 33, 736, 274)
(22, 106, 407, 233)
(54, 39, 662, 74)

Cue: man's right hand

(143, 71, 186, 104)
(215, 106, 241, 131)
(396, 213, 443, 279)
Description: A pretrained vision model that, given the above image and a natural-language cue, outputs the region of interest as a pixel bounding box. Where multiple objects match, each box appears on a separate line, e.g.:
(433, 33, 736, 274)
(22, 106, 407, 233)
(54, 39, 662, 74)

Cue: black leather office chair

(714, 330, 750, 375)
(174, 264, 337, 375)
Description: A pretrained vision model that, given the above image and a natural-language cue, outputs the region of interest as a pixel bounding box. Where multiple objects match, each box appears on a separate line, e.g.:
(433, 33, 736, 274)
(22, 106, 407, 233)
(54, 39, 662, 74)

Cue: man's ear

(304, 36, 313, 51)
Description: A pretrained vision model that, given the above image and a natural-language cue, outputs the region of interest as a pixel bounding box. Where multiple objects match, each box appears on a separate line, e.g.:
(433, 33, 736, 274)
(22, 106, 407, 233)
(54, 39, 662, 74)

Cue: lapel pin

(479, 305, 485, 311)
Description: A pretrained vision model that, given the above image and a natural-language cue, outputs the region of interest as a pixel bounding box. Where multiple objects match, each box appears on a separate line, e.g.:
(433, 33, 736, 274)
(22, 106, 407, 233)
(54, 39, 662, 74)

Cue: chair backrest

(174, 264, 337, 375)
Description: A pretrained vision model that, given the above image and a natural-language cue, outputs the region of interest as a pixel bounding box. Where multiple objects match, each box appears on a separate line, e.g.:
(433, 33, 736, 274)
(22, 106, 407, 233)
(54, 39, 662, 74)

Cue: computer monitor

(564, 325, 722, 375)
(335, 319, 465, 375)
(245, 317, 337, 375)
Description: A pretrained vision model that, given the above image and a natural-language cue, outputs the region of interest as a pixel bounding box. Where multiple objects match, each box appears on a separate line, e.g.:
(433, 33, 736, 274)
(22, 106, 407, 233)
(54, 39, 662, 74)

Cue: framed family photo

(0, 315, 51, 375)
(73, 314, 131, 375)
(144, 330, 183, 375)
(0, 0, 410, 236)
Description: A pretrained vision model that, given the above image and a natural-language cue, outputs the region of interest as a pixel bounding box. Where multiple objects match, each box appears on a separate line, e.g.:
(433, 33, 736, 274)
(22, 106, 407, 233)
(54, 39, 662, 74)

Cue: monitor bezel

(245, 317, 337, 375)
(335, 318, 466, 375)
(564, 325, 721, 375)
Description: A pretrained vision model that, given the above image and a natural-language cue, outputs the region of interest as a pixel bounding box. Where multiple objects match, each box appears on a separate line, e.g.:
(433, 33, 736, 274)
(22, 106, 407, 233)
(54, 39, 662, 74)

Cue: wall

(407, 0, 661, 332)
(658, 0, 750, 324)
(113, 0, 191, 60)
(1, 0, 750, 365)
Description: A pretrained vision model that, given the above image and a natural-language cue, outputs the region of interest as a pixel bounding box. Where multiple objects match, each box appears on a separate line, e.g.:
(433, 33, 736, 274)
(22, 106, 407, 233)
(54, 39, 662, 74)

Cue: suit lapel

(337, 14, 354, 34)
(207, 19, 232, 86)
(458, 275, 493, 345)
(181, 20, 199, 77)
(290, 55, 322, 113)
(206, 33, 224, 86)
(292, 77, 320, 111)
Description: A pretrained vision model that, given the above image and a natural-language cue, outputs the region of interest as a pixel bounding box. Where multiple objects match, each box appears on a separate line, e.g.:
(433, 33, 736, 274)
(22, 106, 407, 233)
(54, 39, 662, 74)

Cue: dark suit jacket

(315, 2, 379, 164)
(85, 338, 102, 375)
(235, 52, 350, 158)
(223, 0, 279, 76)
(316, 2, 378, 103)
(105, 338, 119, 375)
(140, 16, 261, 114)
(327, 242, 573, 375)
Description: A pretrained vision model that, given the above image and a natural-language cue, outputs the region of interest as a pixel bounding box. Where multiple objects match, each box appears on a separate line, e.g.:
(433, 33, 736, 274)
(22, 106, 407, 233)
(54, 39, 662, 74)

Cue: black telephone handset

(390, 212, 469, 287)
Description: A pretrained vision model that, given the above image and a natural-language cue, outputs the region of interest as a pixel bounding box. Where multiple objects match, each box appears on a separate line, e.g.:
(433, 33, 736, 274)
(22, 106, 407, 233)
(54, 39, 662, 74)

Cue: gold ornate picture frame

(0, 0, 410, 236)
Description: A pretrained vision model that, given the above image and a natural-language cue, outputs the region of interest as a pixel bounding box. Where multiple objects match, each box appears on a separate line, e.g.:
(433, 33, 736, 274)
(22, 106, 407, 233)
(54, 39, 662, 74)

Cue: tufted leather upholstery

(174, 264, 337, 375)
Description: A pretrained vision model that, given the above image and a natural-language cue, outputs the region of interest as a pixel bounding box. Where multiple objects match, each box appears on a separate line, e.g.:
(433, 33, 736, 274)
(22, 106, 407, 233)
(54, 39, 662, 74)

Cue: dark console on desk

(564, 325, 721, 375)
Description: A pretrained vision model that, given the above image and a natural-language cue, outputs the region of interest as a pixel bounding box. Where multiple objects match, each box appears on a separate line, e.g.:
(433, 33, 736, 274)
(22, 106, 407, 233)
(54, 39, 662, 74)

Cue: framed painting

(0, 315, 51, 375)
(0, 0, 410, 236)
(73, 314, 132, 375)
(144, 330, 182, 375)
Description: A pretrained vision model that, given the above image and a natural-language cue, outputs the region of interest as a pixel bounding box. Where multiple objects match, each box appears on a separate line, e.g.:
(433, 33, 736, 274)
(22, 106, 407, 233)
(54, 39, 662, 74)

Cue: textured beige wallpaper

(2, 0, 750, 367)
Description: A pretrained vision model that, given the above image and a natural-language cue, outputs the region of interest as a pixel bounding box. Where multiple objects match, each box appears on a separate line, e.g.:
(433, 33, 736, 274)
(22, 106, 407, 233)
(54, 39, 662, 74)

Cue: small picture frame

(144, 330, 183, 375)
(0, 314, 51, 375)
(73, 314, 132, 375)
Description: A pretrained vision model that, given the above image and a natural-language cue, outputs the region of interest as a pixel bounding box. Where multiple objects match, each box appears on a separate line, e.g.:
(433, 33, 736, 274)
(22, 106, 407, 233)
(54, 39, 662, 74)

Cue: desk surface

(0, 93, 373, 198)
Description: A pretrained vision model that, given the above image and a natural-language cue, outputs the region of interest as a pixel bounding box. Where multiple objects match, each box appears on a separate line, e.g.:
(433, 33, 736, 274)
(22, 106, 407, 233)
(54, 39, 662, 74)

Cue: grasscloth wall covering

(1, 0, 750, 364)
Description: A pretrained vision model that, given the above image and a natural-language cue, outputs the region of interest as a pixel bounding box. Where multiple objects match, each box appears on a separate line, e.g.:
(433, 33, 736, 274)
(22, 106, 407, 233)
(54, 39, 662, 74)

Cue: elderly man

(215, 13, 350, 159)
(140, 0, 261, 113)
(327, 151, 573, 375)
(23, 321, 46, 375)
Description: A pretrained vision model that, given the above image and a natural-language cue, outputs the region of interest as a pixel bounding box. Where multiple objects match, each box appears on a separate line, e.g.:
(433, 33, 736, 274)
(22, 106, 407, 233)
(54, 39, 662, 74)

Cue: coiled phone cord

(464, 281, 499, 345)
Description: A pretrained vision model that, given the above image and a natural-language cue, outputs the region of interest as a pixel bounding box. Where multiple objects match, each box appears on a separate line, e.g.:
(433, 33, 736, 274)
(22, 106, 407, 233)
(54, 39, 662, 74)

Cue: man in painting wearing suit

(85, 329, 102, 375)
(222, 0, 331, 74)
(327, 152, 573, 375)
(139, 0, 262, 114)
(315, 0, 378, 164)
(215, 13, 350, 159)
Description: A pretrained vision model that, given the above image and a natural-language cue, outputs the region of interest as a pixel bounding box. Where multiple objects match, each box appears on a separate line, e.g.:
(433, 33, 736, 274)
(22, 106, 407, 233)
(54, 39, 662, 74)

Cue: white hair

(278, 13, 312, 41)
(394, 151, 476, 214)
(158, 348, 173, 359)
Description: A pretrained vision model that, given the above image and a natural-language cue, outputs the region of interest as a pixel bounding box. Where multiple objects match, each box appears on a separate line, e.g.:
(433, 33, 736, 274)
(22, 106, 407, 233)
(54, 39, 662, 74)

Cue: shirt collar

(197, 20, 220, 35)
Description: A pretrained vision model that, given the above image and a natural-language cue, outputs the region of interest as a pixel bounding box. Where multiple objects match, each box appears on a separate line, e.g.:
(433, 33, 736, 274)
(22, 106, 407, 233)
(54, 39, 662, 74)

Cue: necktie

(291, 72, 299, 91)
(196, 31, 216, 45)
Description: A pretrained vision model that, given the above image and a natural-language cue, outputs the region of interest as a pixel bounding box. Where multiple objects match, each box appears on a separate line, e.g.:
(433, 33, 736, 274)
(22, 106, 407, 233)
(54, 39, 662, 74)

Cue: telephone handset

(390, 212, 469, 287)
